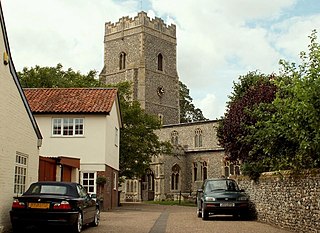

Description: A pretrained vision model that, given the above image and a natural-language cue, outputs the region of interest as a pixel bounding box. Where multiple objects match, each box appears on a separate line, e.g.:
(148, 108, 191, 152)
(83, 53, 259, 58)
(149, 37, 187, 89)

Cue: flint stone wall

(236, 169, 320, 233)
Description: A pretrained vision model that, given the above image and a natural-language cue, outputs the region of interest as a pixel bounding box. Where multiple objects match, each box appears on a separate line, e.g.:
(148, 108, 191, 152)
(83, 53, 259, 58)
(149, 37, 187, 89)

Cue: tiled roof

(24, 88, 118, 114)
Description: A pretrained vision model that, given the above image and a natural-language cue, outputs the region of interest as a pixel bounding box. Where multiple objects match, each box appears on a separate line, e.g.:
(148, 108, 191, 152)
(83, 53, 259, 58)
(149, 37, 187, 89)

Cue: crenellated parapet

(105, 11, 176, 38)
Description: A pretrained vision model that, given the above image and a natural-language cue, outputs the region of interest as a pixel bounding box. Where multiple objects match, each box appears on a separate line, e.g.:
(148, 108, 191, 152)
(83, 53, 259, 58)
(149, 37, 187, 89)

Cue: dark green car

(196, 178, 249, 220)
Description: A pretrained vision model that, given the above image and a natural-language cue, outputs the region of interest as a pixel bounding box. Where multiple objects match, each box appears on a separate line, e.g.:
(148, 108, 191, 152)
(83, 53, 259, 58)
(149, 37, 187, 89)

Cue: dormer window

(119, 52, 126, 70)
(157, 53, 163, 71)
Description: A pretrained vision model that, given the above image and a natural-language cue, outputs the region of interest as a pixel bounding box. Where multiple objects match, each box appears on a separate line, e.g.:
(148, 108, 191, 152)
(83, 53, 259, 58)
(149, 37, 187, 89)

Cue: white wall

(36, 115, 105, 164)
(35, 107, 120, 171)
(0, 26, 40, 232)
(105, 102, 120, 170)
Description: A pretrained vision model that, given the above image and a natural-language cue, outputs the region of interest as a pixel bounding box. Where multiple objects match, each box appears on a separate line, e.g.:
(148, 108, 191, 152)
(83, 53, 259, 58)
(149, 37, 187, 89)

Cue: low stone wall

(236, 169, 320, 233)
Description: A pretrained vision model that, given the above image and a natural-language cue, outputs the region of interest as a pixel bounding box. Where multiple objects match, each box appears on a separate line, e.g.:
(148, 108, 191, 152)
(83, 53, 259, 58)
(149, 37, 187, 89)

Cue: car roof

(24, 181, 80, 197)
(205, 178, 235, 181)
(34, 181, 79, 186)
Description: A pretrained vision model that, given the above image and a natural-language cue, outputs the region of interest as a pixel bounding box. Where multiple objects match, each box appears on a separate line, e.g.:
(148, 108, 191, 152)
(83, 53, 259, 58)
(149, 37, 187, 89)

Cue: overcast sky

(1, 0, 320, 119)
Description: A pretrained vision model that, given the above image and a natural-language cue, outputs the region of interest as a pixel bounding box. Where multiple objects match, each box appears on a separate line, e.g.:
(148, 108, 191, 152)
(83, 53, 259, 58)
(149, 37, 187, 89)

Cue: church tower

(99, 12, 180, 125)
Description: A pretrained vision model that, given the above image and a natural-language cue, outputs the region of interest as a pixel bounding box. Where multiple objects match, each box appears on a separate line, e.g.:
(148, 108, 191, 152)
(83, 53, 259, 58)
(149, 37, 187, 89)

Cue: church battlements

(105, 11, 176, 38)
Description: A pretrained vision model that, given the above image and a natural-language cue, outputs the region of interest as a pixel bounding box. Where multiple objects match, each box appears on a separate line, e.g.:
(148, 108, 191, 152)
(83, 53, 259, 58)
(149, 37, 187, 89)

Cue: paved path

(83, 203, 294, 233)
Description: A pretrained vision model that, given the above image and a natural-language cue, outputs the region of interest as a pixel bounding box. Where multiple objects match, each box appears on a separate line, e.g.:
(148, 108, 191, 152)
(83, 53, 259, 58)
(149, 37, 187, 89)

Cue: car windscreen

(28, 184, 68, 195)
(205, 180, 239, 192)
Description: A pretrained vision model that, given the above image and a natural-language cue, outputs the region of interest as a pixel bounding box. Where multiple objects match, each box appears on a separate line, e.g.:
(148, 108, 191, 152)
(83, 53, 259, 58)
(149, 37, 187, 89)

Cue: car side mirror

(240, 189, 245, 192)
(197, 189, 203, 194)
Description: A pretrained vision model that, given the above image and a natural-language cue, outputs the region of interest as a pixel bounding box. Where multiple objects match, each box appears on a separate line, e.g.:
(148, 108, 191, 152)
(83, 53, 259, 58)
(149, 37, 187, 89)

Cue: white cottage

(0, 3, 42, 232)
(24, 88, 122, 210)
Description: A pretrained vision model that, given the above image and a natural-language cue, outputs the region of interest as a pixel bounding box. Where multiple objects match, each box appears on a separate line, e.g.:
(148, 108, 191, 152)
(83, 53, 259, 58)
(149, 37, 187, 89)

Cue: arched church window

(171, 164, 180, 190)
(157, 53, 163, 71)
(203, 161, 208, 180)
(171, 131, 179, 145)
(145, 169, 154, 191)
(119, 52, 126, 70)
(193, 162, 197, 181)
(195, 128, 203, 147)
(224, 160, 241, 177)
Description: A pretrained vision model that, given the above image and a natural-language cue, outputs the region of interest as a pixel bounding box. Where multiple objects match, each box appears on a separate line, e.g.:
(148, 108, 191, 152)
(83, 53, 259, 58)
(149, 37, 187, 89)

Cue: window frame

(224, 160, 241, 178)
(171, 130, 179, 145)
(14, 152, 28, 195)
(195, 128, 203, 147)
(119, 52, 126, 70)
(193, 162, 198, 182)
(81, 171, 96, 194)
(113, 172, 117, 190)
(171, 164, 180, 191)
(52, 118, 84, 137)
(157, 53, 163, 71)
(115, 127, 119, 147)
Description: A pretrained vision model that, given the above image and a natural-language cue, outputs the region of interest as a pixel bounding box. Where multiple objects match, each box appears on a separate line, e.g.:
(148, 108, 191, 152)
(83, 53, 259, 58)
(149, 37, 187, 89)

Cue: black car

(196, 178, 249, 220)
(10, 181, 100, 232)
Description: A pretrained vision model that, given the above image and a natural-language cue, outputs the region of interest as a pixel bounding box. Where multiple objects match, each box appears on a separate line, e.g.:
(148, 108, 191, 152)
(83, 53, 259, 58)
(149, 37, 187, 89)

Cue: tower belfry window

(157, 53, 163, 71)
(119, 52, 126, 70)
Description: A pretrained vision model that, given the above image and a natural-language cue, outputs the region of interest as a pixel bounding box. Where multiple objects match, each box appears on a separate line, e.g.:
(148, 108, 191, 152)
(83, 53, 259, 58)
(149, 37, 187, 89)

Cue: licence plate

(28, 203, 50, 209)
(220, 202, 234, 207)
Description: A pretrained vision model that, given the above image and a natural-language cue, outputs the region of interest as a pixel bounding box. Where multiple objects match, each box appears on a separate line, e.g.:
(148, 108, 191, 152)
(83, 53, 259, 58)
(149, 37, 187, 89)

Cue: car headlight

(238, 196, 248, 201)
(205, 197, 216, 201)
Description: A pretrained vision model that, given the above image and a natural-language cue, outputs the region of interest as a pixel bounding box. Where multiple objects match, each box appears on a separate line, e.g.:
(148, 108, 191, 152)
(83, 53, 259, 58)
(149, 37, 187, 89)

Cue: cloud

(271, 15, 320, 62)
(2, 0, 139, 72)
(149, 0, 319, 119)
(193, 93, 224, 120)
(2, 0, 320, 120)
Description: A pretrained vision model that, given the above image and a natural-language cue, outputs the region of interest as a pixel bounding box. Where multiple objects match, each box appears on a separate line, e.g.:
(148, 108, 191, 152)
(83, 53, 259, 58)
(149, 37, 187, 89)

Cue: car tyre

(90, 208, 100, 227)
(201, 203, 209, 220)
(197, 208, 202, 218)
(72, 212, 83, 233)
(11, 224, 23, 233)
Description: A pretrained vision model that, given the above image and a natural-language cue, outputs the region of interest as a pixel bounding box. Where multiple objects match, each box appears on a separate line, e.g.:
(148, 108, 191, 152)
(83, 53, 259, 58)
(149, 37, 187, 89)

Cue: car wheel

(201, 203, 209, 220)
(12, 224, 23, 233)
(240, 210, 249, 220)
(197, 208, 202, 218)
(72, 212, 83, 233)
(90, 208, 100, 227)
(233, 213, 239, 219)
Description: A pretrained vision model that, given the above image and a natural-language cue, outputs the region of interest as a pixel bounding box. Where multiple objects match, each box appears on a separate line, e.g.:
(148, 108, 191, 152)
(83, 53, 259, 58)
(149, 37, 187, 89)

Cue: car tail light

(12, 199, 26, 209)
(53, 201, 71, 210)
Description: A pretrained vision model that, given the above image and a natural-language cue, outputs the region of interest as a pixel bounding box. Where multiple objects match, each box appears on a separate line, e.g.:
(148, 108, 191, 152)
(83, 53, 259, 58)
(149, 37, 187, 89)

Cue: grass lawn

(144, 200, 196, 207)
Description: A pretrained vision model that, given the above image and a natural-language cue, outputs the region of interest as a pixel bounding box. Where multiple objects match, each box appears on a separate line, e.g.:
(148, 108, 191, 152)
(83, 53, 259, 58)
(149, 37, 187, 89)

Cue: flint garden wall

(236, 169, 320, 233)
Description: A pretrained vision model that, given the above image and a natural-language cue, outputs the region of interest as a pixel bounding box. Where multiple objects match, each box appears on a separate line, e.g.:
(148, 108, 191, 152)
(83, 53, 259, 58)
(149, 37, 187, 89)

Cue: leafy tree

(179, 81, 208, 123)
(248, 30, 320, 172)
(18, 63, 101, 88)
(217, 72, 277, 161)
(219, 30, 320, 180)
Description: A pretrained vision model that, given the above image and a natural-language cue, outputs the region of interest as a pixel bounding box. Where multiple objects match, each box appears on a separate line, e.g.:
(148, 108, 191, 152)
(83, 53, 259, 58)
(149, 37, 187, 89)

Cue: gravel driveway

(83, 203, 294, 233)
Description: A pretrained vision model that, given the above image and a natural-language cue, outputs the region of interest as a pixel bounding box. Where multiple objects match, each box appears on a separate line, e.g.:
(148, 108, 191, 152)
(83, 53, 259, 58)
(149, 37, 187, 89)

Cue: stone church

(99, 12, 240, 202)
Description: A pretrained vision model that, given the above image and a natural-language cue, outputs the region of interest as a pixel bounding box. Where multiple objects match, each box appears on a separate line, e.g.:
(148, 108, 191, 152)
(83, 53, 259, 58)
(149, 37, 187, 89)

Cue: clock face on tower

(157, 86, 165, 96)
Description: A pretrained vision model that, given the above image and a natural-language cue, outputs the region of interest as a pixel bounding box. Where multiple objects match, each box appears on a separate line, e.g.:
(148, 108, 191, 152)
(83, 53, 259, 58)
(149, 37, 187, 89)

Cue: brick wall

(236, 169, 320, 233)
(97, 166, 119, 211)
